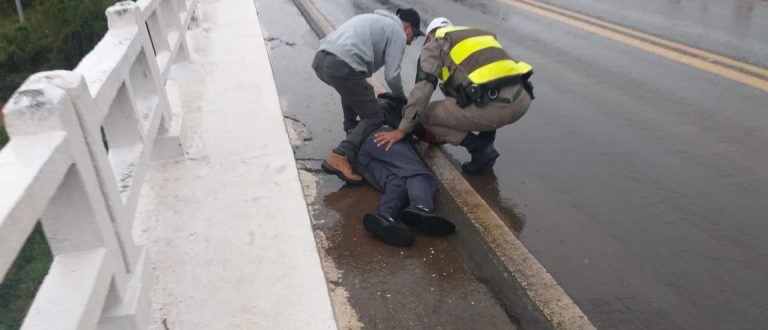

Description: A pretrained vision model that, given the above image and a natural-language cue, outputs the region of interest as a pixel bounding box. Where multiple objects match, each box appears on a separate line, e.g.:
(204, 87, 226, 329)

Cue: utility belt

(441, 73, 535, 108)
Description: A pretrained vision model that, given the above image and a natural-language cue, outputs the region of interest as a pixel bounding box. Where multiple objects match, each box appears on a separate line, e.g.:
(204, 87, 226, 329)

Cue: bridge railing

(0, 0, 198, 328)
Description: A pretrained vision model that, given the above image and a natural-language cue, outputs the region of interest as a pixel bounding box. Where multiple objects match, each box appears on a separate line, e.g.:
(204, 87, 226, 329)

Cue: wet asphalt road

(258, 0, 768, 328)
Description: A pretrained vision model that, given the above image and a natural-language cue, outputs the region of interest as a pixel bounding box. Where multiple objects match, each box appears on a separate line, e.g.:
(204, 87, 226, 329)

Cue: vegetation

(0, 123, 6, 147)
(1, 0, 117, 100)
(2, 1, 116, 328)
(0, 224, 52, 330)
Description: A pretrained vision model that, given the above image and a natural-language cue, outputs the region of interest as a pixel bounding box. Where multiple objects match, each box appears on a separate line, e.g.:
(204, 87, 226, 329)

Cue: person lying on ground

(355, 95, 455, 247)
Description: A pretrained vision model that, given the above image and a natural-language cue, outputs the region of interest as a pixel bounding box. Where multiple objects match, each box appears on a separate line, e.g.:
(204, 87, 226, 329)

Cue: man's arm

(383, 34, 407, 97)
(375, 39, 443, 150)
(398, 39, 442, 133)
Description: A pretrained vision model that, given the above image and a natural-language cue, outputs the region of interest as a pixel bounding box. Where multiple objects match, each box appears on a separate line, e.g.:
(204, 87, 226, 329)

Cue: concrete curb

(290, 0, 595, 328)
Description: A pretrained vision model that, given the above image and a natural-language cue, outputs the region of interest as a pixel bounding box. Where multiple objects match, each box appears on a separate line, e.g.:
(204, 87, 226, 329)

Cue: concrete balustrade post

(141, 1, 174, 74)
(26, 71, 141, 273)
(1, 0, 199, 326)
(2, 83, 133, 329)
(175, 0, 188, 19)
(133, 5, 186, 158)
(159, 0, 183, 36)
(106, 1, 141, 36)
(176, 0, 200, 63)
(106, 1, 187, 160)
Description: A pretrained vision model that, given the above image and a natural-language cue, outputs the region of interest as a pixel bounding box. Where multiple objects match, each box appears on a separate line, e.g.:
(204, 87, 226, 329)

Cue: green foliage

(0, 124, 7, 147)
(0, 224, 53, 330)
(0, 0, 37, 19)
(0, 0, 117, 100)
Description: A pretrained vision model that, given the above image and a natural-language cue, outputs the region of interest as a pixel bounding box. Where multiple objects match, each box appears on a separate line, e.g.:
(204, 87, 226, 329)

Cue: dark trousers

(357, 127, 438, 218)
(376, 172, 437, 218)
(312, 50, 383, 154)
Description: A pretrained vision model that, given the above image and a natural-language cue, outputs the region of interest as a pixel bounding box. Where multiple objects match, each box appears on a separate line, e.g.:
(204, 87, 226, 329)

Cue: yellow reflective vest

(436, 26, 532, 85)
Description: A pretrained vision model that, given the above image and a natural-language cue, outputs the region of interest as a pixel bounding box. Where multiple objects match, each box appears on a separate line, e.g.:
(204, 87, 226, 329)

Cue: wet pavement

(257, 0, 768, 328)
(308, 178, 515, 329)
(254, 0, 516, 328)
(537, 0, 768, 68)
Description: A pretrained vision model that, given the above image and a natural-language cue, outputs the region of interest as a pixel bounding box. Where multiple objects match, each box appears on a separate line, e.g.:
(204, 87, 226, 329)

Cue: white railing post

(1, 82, 134, 330)
(1, 0, 199, 327)
(108, 1, 185, 160)
(27, 71, 141, 273)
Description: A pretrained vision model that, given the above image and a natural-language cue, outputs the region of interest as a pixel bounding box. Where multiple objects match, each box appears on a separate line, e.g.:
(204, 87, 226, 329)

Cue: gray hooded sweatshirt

(318, 10, 406, 97)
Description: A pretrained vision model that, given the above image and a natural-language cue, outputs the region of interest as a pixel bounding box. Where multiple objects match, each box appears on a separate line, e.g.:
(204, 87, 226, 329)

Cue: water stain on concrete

(304, 173, 516, 329)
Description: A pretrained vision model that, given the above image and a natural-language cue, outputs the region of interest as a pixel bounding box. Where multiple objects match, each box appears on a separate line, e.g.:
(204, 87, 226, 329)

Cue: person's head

(426, 17, 452, 42)
(396, 8, 424, 45)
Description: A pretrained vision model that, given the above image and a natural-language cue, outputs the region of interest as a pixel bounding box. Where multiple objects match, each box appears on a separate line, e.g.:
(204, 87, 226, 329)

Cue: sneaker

(362, 213, 415, 247)
(399, 205, 456, 237)
(322, 152, 364, 185)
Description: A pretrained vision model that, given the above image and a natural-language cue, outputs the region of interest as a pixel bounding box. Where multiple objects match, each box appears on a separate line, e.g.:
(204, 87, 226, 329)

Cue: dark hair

(396, 8, 424, 36)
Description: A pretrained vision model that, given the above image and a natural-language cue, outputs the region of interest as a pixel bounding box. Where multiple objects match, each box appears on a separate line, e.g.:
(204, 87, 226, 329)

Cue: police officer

(374, 18, 535, 173)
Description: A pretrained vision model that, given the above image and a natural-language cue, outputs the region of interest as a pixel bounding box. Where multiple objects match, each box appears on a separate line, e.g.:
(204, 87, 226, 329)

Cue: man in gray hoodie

(313, 8, 424, 185)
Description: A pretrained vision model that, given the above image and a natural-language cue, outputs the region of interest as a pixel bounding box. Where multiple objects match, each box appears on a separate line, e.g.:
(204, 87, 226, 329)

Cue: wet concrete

(254, 0, 517, 328)
(288, 0, 768, 328)
(310, 174, 516, 329)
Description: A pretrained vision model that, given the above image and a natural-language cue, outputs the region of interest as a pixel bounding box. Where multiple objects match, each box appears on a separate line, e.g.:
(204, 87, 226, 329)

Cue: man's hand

(374, 129, 406, 151)
(376, 92, 407, 105)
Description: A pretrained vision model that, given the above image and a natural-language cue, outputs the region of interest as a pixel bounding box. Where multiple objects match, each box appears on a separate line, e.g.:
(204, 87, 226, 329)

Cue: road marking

(498, 0, 768, 93)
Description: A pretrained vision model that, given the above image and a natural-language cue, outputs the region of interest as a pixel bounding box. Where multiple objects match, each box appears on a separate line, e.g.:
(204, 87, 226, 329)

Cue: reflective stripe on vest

(436, 26, 532, 84)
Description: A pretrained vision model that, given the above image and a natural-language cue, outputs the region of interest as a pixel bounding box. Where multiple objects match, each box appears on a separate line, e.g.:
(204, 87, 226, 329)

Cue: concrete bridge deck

(132, 0, 336, 328)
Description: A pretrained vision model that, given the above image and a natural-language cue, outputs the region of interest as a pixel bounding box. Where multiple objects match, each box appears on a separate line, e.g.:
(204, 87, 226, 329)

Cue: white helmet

(426, 17, 452, 34)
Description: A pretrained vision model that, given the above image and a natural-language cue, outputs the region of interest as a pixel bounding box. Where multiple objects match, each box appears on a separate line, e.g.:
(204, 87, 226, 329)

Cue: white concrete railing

(0, 0, 197, 328)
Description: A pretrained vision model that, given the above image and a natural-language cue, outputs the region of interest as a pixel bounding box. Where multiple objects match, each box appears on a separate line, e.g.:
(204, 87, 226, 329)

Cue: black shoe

(461, 146, 499, 173)
(363, 213, 415, 247)
(399, 206, 455, 237)
(460, 134, 500, 174)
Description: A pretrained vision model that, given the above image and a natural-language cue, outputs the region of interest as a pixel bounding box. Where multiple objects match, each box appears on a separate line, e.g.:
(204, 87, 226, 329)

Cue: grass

(0, 10, 22, 34)
(0, 224, 52, 330)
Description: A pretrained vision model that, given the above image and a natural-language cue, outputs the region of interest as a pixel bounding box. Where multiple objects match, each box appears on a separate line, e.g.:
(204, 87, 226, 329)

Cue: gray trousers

(422, 84, 532, 144)
(312, 50, 384, 153)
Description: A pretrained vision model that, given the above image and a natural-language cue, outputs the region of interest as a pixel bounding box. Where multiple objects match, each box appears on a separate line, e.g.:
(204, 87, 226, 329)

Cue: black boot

(399, 205, 455, 237)
(460, 133, 500, 174)
(363, 213, 415, 247)
(477, 130, 496, 144)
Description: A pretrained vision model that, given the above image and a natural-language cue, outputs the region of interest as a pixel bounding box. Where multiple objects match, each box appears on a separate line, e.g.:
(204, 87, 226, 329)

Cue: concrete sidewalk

(133, 0, 336, 328)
